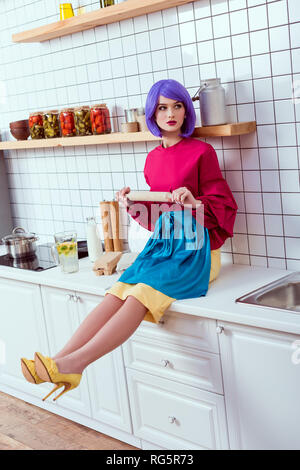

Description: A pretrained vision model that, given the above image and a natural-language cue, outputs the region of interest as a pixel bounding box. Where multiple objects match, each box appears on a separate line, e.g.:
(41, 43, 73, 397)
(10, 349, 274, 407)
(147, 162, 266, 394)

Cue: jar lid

(60, 108, 75, 113)
(2, 227, 38, 245)
(74, 106, 90, 111)
(29, 111, 44, 116)
(91, 103, 107, 108)
(137, 107, 145, 115)
(44, 110, 59, 114)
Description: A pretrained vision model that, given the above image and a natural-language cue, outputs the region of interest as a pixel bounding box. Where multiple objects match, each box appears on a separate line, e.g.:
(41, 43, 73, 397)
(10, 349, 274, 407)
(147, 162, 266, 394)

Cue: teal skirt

(119, 210, 211, 300)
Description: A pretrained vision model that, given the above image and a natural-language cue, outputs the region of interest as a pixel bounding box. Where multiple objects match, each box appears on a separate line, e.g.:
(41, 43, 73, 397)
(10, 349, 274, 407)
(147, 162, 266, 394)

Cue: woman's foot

(52, 355, 84, 375)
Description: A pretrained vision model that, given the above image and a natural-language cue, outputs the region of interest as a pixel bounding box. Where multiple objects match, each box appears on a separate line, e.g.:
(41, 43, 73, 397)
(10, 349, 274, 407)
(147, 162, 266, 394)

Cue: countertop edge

(1, 255, 300, 336)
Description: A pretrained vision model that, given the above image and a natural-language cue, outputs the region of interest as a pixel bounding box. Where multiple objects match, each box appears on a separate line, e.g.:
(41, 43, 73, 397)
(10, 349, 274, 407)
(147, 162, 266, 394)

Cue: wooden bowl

(10, 126, 30, 141)
(10, 119, 29, 128)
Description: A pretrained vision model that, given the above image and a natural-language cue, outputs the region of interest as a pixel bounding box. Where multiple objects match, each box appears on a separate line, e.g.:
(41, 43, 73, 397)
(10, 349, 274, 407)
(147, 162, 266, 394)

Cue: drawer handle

(161, 359, 170, 367)
(66, 294, 73, 301)
(216, 326, 224, 334)
(168, 416, 176, 424)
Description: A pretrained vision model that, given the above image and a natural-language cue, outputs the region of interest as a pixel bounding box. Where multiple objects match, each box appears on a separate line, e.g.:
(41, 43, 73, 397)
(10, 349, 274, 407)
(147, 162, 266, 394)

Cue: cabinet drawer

(137, 311, 219, 354)
(123, 336, 223, 394)
(127, 369, 229, 450)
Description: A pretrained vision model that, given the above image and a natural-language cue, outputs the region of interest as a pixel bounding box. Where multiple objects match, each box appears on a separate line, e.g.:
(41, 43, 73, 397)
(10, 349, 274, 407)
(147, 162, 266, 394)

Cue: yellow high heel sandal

(20, 358, 45, 384)
(34, 352, 82, 402)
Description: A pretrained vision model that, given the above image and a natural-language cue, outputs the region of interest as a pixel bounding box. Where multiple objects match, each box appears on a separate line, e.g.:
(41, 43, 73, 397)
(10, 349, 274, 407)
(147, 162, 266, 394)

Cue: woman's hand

(115, 186, 134, 208)
(167, 187, 202, 208)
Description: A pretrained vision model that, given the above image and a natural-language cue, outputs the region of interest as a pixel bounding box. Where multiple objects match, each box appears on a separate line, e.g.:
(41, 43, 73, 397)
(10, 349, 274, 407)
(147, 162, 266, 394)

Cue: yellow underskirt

(105, 248, 221, 324)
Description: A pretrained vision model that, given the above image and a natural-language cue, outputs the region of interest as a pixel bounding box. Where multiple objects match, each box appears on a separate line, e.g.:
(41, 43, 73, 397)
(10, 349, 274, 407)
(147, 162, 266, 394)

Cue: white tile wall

(0, 0, 299, 270)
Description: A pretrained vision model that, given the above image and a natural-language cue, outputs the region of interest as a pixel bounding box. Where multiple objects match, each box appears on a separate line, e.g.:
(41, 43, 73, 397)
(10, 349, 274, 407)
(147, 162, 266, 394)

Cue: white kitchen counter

(0, 244, 299, 335)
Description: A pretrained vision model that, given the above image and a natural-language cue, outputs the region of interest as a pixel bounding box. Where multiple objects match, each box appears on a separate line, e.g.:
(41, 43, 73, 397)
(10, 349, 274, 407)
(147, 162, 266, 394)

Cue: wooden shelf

(12, 0, 194, 43)
(194, 121, 256, 137)
(0, 122, 256, 151)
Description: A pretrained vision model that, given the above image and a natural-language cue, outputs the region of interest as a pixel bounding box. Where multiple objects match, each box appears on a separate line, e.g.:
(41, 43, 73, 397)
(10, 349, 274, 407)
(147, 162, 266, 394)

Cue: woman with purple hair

(21, 79, 238, 401)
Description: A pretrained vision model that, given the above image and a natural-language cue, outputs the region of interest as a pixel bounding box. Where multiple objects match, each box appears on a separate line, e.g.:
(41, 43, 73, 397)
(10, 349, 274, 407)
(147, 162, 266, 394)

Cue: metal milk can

(192, 78, 227, 126)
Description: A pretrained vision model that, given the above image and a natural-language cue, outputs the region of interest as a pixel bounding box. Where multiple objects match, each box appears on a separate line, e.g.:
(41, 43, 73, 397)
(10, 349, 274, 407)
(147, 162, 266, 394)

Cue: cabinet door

(40, 286, 92, 417)
(0, 278, 49, 398)
(218, 322, 300, 450)
(76, 291, 132, 433)
(127, 369, 229, 450)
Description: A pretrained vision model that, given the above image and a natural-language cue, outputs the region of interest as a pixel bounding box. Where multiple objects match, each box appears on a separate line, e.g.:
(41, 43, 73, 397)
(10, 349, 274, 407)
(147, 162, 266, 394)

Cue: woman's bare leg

(52, 294, 125, 360)
(53, 296, 147, 374)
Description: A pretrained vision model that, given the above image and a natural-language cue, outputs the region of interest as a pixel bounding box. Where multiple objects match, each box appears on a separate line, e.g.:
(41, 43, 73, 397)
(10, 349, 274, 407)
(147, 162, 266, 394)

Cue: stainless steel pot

(2, 227, 39, 258)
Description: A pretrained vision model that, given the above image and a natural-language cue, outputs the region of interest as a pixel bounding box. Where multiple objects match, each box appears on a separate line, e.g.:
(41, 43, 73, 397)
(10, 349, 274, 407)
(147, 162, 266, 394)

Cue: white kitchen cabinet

(0, 278, 50, 398)
(76, 290, 132, 433)
(40, 286, 92, 417)
(218, 321, 300, 450)
(126, 368, 229, 450)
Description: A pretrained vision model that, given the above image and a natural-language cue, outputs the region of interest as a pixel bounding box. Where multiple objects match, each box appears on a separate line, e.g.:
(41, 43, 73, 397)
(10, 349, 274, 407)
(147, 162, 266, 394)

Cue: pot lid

(2, 227, 39, 244)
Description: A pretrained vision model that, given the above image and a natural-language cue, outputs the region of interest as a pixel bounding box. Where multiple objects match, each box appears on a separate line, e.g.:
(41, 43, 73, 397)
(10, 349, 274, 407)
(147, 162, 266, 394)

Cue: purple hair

(145, 79, 196, 138)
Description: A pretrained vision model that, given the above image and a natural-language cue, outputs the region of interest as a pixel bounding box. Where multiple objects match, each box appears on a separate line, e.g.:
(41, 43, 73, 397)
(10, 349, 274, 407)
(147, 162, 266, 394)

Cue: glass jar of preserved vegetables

(28, 112, 44, 139)
(90, 104, 112, 135)
(42, 110, 60, 138)
(74, 106, 92, 136)
(59, 108, 76, 137)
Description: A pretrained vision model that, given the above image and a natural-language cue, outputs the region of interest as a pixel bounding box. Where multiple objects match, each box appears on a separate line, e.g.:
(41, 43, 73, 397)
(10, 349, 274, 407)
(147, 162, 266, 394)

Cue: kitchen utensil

(93, 251, 122, 276)
(9, 119, 29, 128)
(127, 191, 172, 202)
(52, 231, 79, 273)
(100, 201, 114, 252)
(192, 78, 227, 126)
(12, 254, 40, 270)
(109, 200, 123, 252)
(9, 126, 30, 141)
(125, 108, 138, 123)
(2, 227, 39, 258)
(121, 122, 138, 133)
(10, 120, 30, 140)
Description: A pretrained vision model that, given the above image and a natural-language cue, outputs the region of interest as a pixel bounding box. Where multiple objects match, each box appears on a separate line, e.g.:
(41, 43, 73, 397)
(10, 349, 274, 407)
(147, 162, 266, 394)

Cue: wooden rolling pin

(127, 191, 172, 202)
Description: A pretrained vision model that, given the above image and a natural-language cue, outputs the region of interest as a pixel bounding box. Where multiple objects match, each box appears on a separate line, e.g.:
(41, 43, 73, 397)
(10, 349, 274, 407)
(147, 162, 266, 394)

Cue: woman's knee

(104, 293, 125, 307)
(126, 295, 148, 313)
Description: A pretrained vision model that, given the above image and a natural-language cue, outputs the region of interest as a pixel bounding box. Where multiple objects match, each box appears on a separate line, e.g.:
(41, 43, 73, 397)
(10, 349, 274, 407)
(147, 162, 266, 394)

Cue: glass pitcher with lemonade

(52, 231, 79, 273)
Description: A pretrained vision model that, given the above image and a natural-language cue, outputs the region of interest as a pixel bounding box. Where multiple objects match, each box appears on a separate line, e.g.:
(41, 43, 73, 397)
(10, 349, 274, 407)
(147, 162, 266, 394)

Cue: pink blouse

(127, 137, 238, 250)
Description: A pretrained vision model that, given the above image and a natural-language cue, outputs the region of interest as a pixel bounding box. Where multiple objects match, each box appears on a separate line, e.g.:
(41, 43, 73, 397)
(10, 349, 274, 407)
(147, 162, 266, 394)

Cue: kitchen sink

(235, 272, 300, 313)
